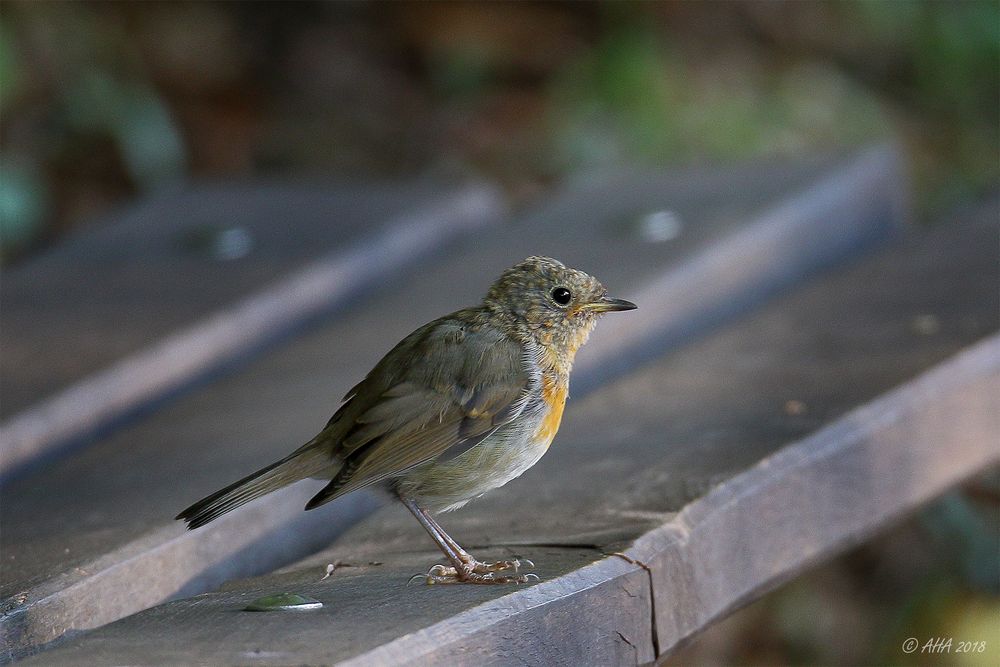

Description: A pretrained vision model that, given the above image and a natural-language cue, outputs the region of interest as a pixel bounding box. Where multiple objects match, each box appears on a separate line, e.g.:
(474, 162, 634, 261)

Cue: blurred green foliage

(858, 0, 999, 117)
(1, 0, 997, 259)
(0, 160, 46, 249)
(548, 20, 888, 170)
(63, 70, 185, 189)
(1, 2, 186, 261)
(849, 0, 1000, 210)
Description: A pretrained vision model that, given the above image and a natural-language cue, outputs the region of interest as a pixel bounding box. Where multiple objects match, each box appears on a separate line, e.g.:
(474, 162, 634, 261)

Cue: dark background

(3, 1, 998, 259)
(1, 2, 997, 664)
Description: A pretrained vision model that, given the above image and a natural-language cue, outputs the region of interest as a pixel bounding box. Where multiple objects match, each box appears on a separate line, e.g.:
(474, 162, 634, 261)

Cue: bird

(177, 256, 636, 584)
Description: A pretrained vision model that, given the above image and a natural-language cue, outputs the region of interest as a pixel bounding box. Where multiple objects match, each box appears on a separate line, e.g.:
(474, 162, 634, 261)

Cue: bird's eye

(551, 286, 572, 306)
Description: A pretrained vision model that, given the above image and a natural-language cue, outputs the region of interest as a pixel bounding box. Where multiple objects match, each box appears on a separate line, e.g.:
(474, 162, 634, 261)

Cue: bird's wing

(305, 315, 532, 509)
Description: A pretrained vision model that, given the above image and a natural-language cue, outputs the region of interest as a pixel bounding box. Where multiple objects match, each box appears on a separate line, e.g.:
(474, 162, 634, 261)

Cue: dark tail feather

(177, 446, 330, 529)
(304, 455, 362, 511)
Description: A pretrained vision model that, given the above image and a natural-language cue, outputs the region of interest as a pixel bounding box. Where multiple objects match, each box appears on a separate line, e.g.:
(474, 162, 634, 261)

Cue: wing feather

(304, 316, 532, 510)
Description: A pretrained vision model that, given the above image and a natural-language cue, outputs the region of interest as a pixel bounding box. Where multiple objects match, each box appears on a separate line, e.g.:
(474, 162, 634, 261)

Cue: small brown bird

(177, 256, 636, 584)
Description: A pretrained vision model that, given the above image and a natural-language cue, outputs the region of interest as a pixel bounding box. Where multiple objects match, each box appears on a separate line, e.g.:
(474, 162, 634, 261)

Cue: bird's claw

(406, 559, 540, 585)
(408, 564, 459, 585)
(407, 571, 459, 585)
(428, 564, 457, 577)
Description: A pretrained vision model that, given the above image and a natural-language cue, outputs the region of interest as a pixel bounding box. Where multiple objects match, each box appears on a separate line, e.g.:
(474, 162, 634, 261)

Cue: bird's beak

(585, 296, 637, 313)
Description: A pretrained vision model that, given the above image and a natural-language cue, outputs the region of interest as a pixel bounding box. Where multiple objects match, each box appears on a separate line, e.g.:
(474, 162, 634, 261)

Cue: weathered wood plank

(635, 334, 999, 657)
(1, 183, 504, 476)
(29, 194, 995, 665)
(1, 150, 903, 660)
(14, 549, 653, 667)
(0, 181, 478, 417)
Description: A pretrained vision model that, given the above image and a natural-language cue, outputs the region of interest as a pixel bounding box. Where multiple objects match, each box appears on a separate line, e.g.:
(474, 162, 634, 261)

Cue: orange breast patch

(534, 375, 568, 447)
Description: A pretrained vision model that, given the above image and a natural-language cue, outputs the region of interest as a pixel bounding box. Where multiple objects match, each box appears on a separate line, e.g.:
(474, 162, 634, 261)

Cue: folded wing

(305, 317, 531, 509)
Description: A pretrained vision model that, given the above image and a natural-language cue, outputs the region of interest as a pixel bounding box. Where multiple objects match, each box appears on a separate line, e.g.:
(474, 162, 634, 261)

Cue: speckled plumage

(178, 256, 635, 583)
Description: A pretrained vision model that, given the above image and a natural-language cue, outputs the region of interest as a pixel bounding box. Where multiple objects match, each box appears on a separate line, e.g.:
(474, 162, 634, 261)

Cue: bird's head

(484, 256, 636, 361)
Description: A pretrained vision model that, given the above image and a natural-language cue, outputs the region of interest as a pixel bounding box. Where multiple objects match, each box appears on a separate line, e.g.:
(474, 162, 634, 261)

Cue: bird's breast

(396, 376, 568, 512)
(533, 373, 568, 449)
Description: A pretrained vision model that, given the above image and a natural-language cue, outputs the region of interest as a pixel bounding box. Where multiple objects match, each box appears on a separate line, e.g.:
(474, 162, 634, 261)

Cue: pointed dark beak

(587, 296, 637, 313)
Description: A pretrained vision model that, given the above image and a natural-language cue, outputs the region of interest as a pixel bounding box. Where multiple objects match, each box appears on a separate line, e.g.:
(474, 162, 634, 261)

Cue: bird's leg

(398, 494, 536, 585)
(417, 507, 535, 575)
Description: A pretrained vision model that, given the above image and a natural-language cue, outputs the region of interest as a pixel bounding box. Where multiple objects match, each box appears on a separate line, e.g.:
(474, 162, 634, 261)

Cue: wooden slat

(1, 183, 504, 477)
(1, 182, 469, 417)
(27, 194, 996, 665)
(1, 150, 903, 660)
(636, 334, 999, 657)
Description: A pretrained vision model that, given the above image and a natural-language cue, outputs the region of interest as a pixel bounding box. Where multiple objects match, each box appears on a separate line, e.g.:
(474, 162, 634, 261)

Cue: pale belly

(396, 402, 559, 513)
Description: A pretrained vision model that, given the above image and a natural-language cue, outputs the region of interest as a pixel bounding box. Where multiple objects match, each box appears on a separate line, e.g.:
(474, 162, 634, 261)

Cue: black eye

(551, 286, 572, 306)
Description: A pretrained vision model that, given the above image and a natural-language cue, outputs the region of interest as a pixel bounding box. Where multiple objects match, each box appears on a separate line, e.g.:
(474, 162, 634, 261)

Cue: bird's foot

(408, 560, 538, 585)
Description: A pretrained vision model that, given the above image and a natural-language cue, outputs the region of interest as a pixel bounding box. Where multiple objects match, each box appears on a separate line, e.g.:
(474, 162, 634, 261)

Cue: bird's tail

(176, 443, 331, 529)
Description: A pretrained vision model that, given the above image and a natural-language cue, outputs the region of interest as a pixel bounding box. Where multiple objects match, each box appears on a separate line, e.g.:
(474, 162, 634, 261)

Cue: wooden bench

(1, 182, 504, 475)
(6, 147, 995, 664)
